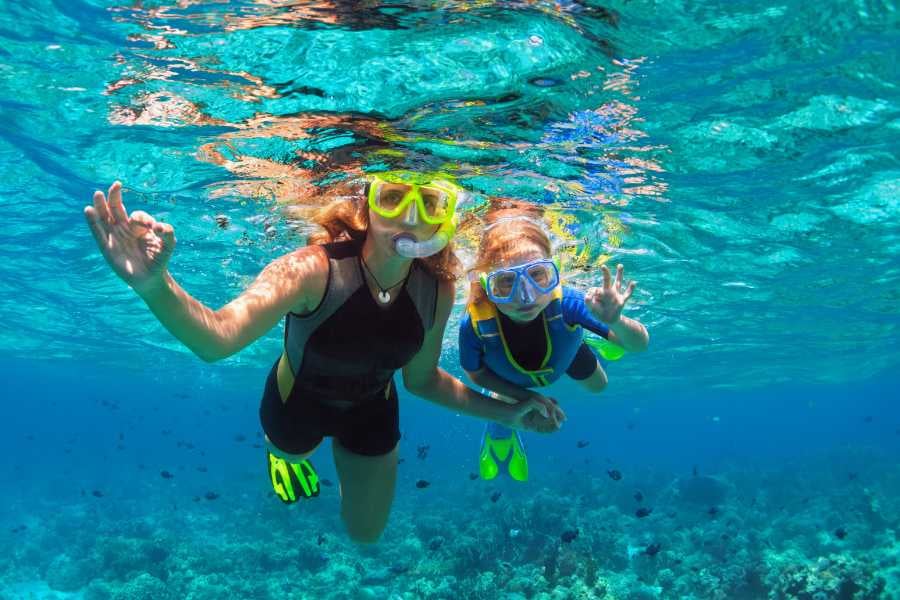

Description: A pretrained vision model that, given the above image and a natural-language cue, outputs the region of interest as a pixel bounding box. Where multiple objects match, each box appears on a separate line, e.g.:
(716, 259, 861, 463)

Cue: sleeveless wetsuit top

(276, 238, 437, 409)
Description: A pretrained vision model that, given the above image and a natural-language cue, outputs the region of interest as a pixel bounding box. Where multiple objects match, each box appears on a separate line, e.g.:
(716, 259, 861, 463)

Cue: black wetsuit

(259, 238, 437, 456)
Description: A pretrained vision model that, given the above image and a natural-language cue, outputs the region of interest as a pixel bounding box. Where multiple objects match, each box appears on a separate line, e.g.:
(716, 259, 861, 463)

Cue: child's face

(491, 247, 555, 323)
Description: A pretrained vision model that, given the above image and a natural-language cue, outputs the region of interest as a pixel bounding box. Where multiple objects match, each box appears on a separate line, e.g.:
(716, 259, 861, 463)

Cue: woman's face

(367, 205, 440, 257)
(490, 246, 555, 323)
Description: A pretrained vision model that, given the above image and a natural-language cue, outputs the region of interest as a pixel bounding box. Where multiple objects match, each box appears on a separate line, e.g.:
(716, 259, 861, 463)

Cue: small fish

(92, 490, 104, 498)
(118, 432, 125, 441)
(10, 525, 27, 534)
(389, 564, 410, 575)
(193, 497, 201, 502)
(561, 528, 579, 544)
(415, 479, 430, 489)
(626, 420, 637, 431)
(635, 507, 653, 518)
(863, 415, 873, 423)
(707, 506, 719, 517)
(398, 458, 405, 465)
(234, 434, 246, 443)
(196, 466, 208, 473)
(634, 491, 643, 503)
(835, 527, 848, 540)
(529, 77, 562, 88)
(490, 491, 502, 503)
(320, 479, 334, 487)
(576, 440, 590, 448)
(160, 470, 174, 479)
(317, 533, 326, 546)
(692, 465, 699, 477)
(469, 472, 479, 480)
(215, 215, 230, 229)
(251, 443, 262, 449)
(204, 491, 220, 501)
(417, 445, 430, 460)
(848, 472, 858, 481)
(607, 469, 622, 481)
(644, 543, 661, 557)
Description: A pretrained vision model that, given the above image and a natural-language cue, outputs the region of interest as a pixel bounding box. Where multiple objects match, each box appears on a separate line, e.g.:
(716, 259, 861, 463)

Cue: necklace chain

(360, 255, 406, 303)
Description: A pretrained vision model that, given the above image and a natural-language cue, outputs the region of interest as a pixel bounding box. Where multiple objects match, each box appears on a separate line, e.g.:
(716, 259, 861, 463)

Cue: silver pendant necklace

(360, 255, 404, 304)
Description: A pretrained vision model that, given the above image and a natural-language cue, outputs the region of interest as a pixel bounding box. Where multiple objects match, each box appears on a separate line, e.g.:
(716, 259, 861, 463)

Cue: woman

(459, 204, 649, 482)
(84, 172, 562, 543)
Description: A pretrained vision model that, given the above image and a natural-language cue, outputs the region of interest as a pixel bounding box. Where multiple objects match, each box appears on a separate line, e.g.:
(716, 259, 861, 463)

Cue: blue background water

(1, 0, 898, 598)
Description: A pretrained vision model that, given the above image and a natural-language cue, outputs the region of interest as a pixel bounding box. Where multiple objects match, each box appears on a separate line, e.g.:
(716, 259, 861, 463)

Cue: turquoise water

(1, 1, 899, 598)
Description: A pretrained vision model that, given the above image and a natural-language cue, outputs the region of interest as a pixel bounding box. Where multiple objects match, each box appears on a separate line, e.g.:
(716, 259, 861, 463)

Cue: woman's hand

(585, 263, 636, 324)
(509, 393, 566, 433)
(84, 181, 176, 295)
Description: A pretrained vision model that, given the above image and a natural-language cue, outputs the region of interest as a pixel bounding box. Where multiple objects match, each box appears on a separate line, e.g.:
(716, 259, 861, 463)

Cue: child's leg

(567, 342, 608, 393)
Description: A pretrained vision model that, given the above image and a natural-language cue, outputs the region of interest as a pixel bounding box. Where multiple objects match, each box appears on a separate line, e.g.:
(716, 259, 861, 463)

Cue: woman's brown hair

(309, 193, 462, 282)
(468, 200, 552, 306)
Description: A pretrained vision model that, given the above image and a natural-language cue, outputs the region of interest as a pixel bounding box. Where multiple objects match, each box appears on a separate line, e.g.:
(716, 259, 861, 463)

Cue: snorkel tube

(394, 216, 458, 258)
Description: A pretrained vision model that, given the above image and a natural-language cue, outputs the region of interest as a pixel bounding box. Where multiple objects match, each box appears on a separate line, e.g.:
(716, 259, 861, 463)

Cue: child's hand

(84, 181, 176, 296)
(585, 264, 636, 324)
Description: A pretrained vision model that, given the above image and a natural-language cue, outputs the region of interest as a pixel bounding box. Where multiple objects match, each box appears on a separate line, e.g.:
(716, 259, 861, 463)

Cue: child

(459, 204, 649, 481)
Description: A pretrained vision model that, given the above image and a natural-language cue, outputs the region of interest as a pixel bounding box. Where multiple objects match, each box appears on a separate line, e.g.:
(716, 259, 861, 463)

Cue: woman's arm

(402, 280, 563, 431)
(85, 181, 328, 362)
(138, 247, 327, 362)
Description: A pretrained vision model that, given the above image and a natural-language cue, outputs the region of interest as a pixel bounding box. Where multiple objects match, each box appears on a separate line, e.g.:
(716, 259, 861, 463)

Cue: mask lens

(526, 262, 557, 290)
(419, 187, 449, 220)
(376, 184, 411, 211)
(488, 271, 518, 299)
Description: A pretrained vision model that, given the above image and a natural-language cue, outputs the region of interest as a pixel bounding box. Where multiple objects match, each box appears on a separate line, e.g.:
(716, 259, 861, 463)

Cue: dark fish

(490, 491, 502, 503)
(634, 491, 643, 502)
(215, 215, 230, 229)
(635, 507, 653, 518)
(193, 497, 201, 502)
(848, 472, 858, 480)
(317, 534, 326, 546)
(118, 432, 125, 441)
(10, 525, 26, 533)
(160, 470, 174, 479)
(707, 506, 719, 517)
(161, 429, 172, 436)
(835, 527, 848, 540)
(561, 528, 579, 544)
(234, 434, 246, 443)
(415, 479, 430, 489)
(251, 443, 263, 449)
(626, 420, 637, 431)
(576, 440, 590, 448)
(389, 564, 410, 575)
(320, 479, 334, 487)
(863, 415, 873, 423)
(644, 543, 661, 557)
(417, 445, 430, 460)
(196, 466, 208, 473)
(204, 491, 220, 501)
(607, 469, 622, 481)
(398, 458, 405, 465)
(92, 490, 104, 498)
(469, 472, 479, 480)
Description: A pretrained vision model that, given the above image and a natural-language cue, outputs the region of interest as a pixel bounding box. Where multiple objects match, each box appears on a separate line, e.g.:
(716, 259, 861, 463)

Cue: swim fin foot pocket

(267, 450, 320, 503)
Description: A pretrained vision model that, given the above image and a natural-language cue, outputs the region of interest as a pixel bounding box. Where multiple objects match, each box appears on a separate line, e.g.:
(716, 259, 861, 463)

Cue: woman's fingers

(107, 181, 128, 224)
(153, 222, 176, 248)
(84, 206, 111, 250)
(624, 280, 636, 301)
(601, 264, 612, 290)
(91, 190, 111, 223)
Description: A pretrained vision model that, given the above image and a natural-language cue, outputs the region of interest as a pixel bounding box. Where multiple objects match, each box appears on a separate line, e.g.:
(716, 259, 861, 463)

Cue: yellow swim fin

(267, 450, 320, 503)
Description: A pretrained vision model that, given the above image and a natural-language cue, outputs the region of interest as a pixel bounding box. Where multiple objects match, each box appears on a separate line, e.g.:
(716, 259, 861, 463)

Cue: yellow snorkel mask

(367, 170, 464, 258)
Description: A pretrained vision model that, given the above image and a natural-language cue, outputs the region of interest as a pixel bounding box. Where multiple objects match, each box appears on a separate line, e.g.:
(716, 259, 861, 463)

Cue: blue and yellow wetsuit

(459, 286, 614, 482)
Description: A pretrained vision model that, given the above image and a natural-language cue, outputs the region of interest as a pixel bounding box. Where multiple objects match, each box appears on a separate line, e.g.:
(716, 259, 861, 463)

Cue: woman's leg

(332, 441, 399, 544)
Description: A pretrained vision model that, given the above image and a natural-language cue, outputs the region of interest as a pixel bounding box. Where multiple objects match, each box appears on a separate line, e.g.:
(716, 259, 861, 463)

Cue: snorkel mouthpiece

(393, 218, 457, 258)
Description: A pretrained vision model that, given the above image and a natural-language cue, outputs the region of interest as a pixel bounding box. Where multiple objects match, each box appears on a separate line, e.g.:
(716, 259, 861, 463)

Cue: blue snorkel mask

(479, 258, 560, 304)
